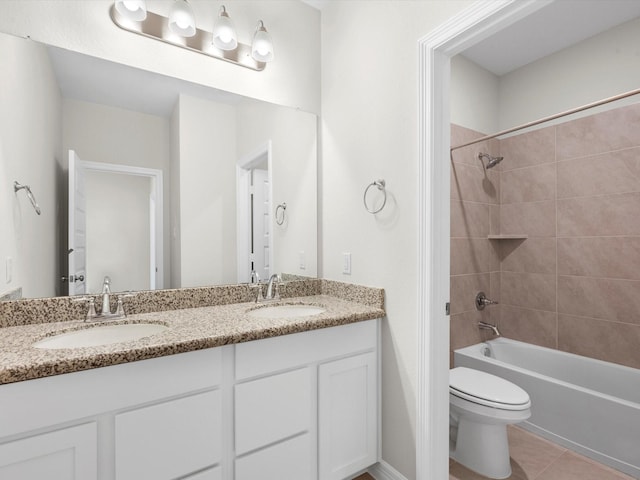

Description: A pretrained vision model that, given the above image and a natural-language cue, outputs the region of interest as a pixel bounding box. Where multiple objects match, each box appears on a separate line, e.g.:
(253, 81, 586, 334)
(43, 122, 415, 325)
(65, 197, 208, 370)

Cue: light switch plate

(342, 252, 351, 275)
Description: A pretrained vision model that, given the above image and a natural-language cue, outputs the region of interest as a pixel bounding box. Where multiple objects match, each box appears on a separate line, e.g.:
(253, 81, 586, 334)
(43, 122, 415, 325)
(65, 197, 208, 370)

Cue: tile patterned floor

(354, 425, 636, 479)
(449, 425, 636, 480)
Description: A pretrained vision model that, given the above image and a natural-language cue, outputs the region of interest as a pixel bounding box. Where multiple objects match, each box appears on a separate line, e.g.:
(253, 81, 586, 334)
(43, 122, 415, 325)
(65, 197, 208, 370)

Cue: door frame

(416, 1, 552, 478)
(236, 141, 273, 283)
(81, 159, 164, 290)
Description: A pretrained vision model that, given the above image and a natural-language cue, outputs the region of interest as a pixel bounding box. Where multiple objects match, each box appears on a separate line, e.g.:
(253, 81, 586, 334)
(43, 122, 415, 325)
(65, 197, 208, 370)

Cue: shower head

(478, 152, 504, 170)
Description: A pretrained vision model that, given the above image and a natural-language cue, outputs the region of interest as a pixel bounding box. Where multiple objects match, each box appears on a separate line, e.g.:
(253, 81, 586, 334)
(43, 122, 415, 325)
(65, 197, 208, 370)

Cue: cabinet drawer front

(235, 433, 312, 480)
(0, 422, 97, 480)
(235, 367, 312, 455)
(115, 390, 221, 480)
(236, 319, 377, 379)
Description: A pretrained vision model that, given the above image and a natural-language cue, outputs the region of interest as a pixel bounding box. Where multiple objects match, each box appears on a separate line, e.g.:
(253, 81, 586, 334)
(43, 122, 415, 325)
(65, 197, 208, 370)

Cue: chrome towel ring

(14, 181, 41, 215)
(275, 202, 287, 225)
(363, 179, 386, 214)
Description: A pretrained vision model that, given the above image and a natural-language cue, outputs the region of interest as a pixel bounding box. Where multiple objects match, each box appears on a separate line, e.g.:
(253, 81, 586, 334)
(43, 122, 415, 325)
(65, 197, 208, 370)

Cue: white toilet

(449, 367, 531, 479)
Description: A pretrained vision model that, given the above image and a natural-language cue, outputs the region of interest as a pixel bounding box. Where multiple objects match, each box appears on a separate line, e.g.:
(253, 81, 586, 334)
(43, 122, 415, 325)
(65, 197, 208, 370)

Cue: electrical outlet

(299, 251, 306, 270)
(342, 252, 351, 275)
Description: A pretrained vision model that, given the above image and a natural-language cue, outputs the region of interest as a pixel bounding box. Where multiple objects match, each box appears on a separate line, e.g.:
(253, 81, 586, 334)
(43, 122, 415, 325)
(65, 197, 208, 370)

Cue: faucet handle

(115, 293, 136, 318)
(73, 296, 97, 322)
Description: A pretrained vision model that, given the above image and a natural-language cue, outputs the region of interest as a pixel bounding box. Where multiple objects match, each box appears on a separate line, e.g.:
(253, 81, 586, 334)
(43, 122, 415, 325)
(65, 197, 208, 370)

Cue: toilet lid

(450, 367, 531, 410)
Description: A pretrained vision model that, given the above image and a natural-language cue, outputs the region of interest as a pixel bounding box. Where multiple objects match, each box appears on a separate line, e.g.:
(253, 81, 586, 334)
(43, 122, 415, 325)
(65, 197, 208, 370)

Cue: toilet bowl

(449, 367, 531, 479)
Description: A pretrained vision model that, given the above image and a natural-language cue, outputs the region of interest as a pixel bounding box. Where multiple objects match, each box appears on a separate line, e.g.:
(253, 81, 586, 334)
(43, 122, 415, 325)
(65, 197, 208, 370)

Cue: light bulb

(251, 21, 274, 62)
(212, 6, 238, 51)
(168, 0, 196, 37)
(115, 0, 147, 21)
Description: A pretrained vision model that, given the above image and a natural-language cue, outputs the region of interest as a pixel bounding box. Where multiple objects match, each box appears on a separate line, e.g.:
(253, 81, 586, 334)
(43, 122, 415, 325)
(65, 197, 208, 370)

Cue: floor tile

(449, 460, 526, 480)
(506, 426, 566, 479)
(535, 451, 635, 480)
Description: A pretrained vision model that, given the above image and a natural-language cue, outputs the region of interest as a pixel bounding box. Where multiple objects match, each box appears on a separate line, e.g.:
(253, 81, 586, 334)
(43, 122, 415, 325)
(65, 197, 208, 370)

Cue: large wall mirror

(0, 31, 317, 301)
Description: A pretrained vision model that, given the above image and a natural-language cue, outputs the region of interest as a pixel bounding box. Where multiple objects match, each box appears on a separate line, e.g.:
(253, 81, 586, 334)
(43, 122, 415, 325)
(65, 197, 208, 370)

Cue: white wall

(236, 101, 317, 278)
(85, 171, 150, 294)
(169, 102, 182, 289)
(450, 55, 500, 135)
(176, 95, 237, 287)
(0, 0, 320, 114)
(498, 15, 640, 130)
(0, 33, 61, 299)
(320, 2, 473, 478)
(62, 98, 171, 288)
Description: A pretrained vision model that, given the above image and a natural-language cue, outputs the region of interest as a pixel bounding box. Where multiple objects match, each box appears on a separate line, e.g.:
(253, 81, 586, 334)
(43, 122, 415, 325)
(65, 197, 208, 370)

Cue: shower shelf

(487, 234, 528, 240)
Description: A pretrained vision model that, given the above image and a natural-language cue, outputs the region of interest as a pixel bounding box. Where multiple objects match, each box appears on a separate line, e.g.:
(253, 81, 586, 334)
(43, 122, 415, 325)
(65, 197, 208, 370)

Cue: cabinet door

(115, 390, 222, 480)
(0, 423, 97, 480)
(318, 352, 377, 480)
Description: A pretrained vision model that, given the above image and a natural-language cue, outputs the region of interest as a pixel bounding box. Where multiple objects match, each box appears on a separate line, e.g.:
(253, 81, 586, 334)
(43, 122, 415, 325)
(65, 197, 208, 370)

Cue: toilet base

(450, 416, 511, 479)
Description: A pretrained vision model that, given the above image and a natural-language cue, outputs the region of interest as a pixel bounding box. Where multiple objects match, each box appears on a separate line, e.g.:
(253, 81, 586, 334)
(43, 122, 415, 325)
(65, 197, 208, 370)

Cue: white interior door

(252, 168, 271, 281)
(68, 150, 87, 295)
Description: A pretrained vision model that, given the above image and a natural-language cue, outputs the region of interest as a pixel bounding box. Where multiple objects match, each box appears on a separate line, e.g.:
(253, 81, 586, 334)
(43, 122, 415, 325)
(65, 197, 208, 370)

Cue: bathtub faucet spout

(478, 321, 501, 336)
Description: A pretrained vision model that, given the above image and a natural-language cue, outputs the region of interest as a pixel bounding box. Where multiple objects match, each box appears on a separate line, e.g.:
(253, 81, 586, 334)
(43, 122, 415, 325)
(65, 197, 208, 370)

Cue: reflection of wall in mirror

(85, 171, 151, 294)
(0, 34, 61, 299)
(237, 102, 318, 278)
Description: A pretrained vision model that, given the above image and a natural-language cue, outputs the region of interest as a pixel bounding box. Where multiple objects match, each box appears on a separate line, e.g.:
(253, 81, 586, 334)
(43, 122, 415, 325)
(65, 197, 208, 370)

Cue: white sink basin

(33, 323, 169, 349)
(247, 304, 325, 319)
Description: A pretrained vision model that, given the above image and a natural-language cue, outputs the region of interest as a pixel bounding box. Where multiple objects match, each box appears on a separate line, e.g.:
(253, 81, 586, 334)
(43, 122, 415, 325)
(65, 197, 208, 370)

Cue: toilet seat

(450, 367, 531, 411)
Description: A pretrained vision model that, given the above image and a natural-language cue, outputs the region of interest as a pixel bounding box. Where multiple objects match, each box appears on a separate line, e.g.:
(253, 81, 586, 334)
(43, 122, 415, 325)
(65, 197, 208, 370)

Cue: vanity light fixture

(168, 0, 196, 38)
(110, 2, 273, 71)
(251, 21, 274, 62)
(212, 5, 237, 51)
(114, 0, 147, 22)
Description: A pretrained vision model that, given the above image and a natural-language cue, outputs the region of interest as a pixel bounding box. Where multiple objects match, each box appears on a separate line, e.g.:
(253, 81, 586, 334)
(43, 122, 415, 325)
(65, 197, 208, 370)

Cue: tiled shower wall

(450, 103, 640, 370)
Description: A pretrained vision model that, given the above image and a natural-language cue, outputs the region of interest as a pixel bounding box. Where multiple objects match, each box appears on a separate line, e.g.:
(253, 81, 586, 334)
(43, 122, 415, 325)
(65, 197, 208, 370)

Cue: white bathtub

(455, 338, 640, 478)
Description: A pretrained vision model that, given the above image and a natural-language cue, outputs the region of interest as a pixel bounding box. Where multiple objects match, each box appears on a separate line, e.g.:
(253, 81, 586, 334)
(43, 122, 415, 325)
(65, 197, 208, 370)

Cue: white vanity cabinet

(0, 318, 379, 480)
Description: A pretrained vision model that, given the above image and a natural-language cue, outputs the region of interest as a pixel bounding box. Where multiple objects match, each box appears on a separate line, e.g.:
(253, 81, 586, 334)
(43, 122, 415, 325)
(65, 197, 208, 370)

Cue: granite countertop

(0, 294, 385, 385)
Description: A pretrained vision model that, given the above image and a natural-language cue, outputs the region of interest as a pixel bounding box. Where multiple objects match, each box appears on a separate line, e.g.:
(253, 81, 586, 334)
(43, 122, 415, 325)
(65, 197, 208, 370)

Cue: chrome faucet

(264, 274, 281, 301)
(101, 276, 112, 315)
(478, 321, 501, 336)
(250, 270, 261, 284)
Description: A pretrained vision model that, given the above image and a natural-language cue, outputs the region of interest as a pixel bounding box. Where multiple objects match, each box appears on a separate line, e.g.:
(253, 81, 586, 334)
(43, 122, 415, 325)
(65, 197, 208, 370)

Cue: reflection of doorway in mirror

(251, 168, 270, 282)
(236, 141, 273, 284)
(67, 151, 164, 295)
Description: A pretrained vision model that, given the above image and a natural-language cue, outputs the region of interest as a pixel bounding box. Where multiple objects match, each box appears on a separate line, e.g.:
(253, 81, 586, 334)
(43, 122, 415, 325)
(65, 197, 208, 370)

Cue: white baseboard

(367, 460, 409, 480)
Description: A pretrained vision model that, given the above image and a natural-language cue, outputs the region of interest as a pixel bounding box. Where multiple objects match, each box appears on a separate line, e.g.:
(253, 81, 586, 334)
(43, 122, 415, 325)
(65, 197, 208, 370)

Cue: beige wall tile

(556, 103, 640, 161)
(451, 238, 493, 275)
(490, 204, 501, 235)
(500, 238, 556, 275)
(501, 271, 556, 312)
(450, 309, 493, 351)
(500, 201, 556, 237)
(499, 126, 555, 171)
(501, 163, 556, 204)
(558, 314, 640, 370)
(450, 273, 490, 315)
(451, 161, 500, 204)
(558, 237, 640, 280)
(500, 305, 557, 348)
(558, 193, 640, 237)
(557, 147, 640, 198)
(451, 200, 490, 238)
(558, 275, 640, 325)
(451, 124, 500, 167)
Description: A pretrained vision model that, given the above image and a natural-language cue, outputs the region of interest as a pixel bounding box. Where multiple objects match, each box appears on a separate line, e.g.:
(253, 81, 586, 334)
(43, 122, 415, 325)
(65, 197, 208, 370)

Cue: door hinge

(445, 302, 450, 316)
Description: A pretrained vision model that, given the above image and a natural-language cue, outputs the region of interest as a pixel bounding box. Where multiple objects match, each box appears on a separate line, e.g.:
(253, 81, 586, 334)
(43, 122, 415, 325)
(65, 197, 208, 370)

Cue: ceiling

(462, 0, 640, 76)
